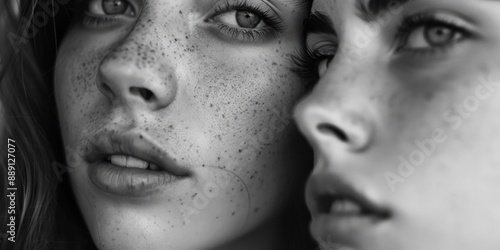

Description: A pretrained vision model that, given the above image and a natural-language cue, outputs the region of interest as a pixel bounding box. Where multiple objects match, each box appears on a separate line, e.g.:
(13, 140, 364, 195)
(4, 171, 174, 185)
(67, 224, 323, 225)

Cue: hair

(0, 0, 315, 249)
(1, 0, 94, 249)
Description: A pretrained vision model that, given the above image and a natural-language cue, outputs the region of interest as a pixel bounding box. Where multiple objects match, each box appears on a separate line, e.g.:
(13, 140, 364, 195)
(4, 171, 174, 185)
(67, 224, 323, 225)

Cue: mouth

(85, 131, 190, 197)
(317, 193, 390, 219)
(308, 173, 391, 246)
(104, 155, 162, 170)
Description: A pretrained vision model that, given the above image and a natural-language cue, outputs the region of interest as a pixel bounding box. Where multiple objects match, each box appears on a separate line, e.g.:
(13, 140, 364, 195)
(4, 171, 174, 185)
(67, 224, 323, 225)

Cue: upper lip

(307, 171, 391, 219)
(84, 130, 190, 177)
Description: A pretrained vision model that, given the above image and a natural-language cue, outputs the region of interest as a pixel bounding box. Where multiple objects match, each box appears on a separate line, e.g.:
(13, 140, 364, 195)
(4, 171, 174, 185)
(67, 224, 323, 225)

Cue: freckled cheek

(54, 47, 106, 140)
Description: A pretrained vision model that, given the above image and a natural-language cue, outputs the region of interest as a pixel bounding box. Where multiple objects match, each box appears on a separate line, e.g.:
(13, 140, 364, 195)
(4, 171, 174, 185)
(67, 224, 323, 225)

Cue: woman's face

(54, 0, 309, 249)
(295, 0, 500, 249)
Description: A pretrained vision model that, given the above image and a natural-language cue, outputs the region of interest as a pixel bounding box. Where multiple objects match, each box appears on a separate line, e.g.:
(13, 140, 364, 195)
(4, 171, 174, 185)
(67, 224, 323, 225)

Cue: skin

(295, 0, 500, 249)
(54, 0, 310, 249)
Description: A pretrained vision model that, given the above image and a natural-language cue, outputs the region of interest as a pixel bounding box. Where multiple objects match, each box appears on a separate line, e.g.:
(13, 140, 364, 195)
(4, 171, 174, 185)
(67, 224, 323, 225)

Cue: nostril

(99, 82, 114, 97)
(317, 123, 349, 142)
(130, 87, 154, 101)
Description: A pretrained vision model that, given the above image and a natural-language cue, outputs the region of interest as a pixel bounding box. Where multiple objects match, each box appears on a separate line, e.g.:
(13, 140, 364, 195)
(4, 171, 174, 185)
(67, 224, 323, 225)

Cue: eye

(81, 0, 138, 29)
(205, 0, 282, 43)
(396, 13, 472, 53)
(318, 58, 332, 77)
(291, 36, 337, 82)
(213, 10, 266, 29)
(87, 0, 136, 17)
(404, 24, 463, 50)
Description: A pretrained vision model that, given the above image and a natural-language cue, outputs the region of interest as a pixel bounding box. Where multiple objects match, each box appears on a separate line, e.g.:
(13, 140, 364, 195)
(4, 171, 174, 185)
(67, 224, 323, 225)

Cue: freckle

(139, 135, 143, 139)
(231, 212, 235, 216)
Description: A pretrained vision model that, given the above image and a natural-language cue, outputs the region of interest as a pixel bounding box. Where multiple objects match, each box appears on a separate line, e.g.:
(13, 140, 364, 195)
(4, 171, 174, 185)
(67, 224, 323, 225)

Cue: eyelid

(306, 33, 338, 54)
(394, 11, 477, 52)
(86, 0, 140, 18)
(397, 11, 476, 39)
(205, 0, 283, 30)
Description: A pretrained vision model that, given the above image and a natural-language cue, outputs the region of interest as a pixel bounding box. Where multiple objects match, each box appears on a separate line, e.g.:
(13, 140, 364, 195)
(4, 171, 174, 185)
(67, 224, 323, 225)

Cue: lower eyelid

(212, 23, 277, 43)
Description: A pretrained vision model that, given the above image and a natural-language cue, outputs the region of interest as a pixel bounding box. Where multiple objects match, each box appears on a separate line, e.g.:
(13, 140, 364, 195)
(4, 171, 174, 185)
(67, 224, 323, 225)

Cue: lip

(85, 131, 190, 197)
(307, 172, 392, 246)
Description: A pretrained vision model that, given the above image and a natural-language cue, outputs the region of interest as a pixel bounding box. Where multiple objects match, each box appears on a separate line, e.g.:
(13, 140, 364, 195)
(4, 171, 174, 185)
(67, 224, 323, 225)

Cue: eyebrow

(303, 11, 336, 36)
(356, 0, 411, 22)
(303, 0, 411, 36)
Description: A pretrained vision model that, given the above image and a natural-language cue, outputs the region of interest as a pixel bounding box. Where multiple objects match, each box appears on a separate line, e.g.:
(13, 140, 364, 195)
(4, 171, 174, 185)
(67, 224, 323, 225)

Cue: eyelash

(207, 0, 283, 42)
(394, 13, 471, 56)
(78, 0, 137, 29)
(292, 13, 472, 82)
(83, 14, 123, 28)
(291, 46, 335, 86)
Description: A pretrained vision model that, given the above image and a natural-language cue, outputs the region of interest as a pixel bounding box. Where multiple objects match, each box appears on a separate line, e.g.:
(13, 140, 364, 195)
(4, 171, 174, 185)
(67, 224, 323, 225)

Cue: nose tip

(295, 101, 373, 154)
(97, 60, 176, 110)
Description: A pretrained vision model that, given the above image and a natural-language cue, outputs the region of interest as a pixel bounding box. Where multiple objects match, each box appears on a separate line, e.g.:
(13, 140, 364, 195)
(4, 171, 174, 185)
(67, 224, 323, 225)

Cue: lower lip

(311, 213, 387, 247)
(89, 161, 181, 197)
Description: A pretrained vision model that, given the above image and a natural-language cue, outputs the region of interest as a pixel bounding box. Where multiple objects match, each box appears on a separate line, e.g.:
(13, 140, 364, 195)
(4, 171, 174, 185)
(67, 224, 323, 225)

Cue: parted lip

(84, 131, 190, 177)
(307, 172, 391, 219)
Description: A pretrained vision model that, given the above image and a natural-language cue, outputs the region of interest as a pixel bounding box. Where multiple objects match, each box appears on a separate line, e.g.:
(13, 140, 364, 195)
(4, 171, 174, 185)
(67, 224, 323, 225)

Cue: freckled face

(54, 0, 309, 249)
(295, 0, 500, 249)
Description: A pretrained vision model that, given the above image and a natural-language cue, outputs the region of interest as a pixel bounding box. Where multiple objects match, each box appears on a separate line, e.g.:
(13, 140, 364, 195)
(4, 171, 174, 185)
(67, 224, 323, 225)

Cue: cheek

(54, 40, 109, 143)
(181, 49, 307, 198)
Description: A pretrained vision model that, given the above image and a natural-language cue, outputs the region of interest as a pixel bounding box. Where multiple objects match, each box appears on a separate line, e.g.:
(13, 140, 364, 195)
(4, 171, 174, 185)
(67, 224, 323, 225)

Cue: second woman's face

(53, 0, 309, 249)
(296, 0, 500, 249)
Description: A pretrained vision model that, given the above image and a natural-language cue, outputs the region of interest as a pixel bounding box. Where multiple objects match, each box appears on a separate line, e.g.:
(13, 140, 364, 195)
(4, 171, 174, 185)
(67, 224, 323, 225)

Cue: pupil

(425, 26, 454, 46)
(236, 11, 261, 28)
(102, 0, 128, 15)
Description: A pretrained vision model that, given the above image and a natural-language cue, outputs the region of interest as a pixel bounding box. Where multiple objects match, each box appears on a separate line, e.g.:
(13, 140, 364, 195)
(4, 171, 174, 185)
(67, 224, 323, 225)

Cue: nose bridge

(295, 54, 378, 157)
(316, 55, 377, 109)
(97, 9, 178, 111)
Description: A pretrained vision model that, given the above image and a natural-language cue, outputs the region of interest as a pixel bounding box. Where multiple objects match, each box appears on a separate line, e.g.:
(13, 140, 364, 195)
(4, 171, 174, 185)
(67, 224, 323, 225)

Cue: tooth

(111, 155, 127, 167)
(343, 200, 361, 214)
(331, 201, 344, 213)
(126, 156, 148, 169)
(150, 163, 160, 170)
(110, 155, 149, 169)
(330, 199, 361, 214)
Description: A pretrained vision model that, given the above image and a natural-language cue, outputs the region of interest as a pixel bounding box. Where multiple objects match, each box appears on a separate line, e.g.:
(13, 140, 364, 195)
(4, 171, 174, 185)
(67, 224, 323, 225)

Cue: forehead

(310, 0, 411, 18)
(311, 0, 339, 14)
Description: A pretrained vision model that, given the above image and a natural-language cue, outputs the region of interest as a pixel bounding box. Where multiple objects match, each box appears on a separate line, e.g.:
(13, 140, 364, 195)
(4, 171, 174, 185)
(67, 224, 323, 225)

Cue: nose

(294, 67, 375, 160)
(295, 101, 373, 157)
(97, 50, 177, 111)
